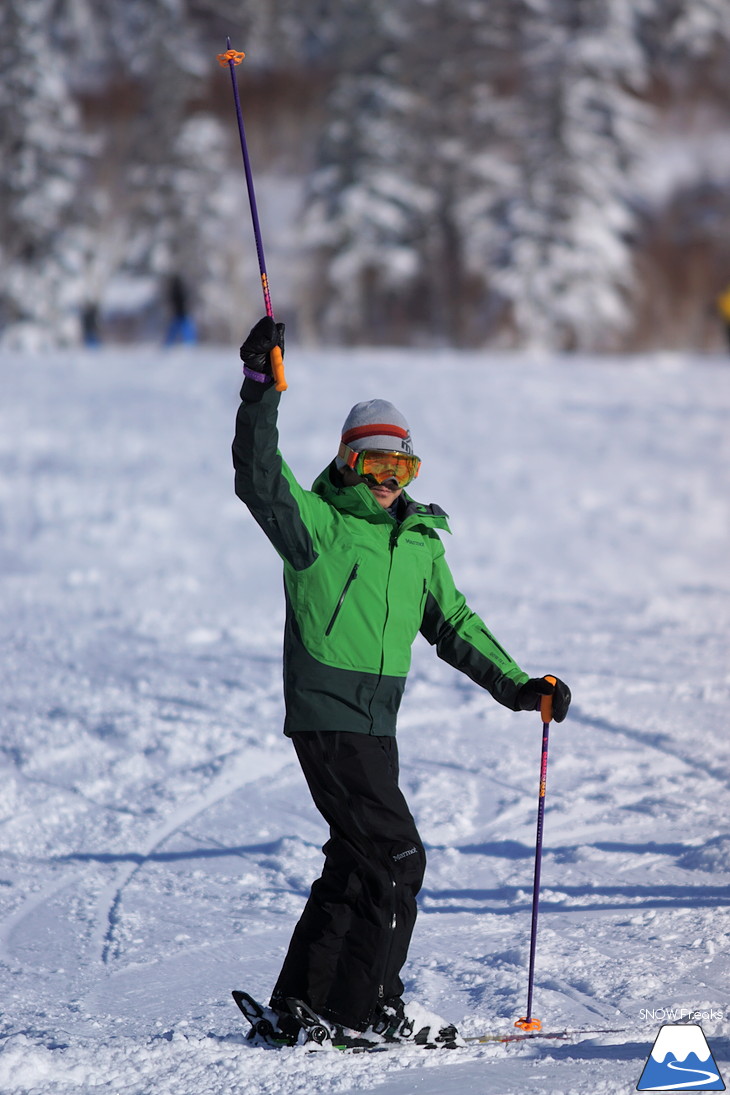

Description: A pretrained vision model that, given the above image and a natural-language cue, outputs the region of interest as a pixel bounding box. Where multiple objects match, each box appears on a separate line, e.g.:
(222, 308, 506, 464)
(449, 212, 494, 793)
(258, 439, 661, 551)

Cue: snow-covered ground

(0, 343, 729, 1095)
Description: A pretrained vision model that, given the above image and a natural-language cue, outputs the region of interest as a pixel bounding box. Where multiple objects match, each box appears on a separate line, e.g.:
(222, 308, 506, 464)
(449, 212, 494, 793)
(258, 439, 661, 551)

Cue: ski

(319, 1026, 624, 1053)
(465, 1026, 626, 1045)
(342, 1025, 625, 1054)
(232, 990, 621, 1054)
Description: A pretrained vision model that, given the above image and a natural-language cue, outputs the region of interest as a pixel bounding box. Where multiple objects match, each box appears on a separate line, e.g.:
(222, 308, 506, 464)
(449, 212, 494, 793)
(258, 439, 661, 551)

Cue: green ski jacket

(233, 385, 529, 736)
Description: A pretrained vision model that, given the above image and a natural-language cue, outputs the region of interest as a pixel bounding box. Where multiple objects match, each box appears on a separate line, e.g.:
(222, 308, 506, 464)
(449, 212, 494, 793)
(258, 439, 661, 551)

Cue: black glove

(240, 316, 285, 380)
(516, 676, 571, 722)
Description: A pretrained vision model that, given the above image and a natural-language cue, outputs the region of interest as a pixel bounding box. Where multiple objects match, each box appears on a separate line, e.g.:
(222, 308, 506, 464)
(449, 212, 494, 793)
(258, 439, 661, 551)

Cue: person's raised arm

(232, 317, 323, 571)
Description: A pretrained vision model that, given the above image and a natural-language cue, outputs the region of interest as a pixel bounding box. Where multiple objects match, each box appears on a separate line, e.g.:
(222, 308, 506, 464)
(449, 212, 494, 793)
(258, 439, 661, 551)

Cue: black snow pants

(270, 730, 426, 1031)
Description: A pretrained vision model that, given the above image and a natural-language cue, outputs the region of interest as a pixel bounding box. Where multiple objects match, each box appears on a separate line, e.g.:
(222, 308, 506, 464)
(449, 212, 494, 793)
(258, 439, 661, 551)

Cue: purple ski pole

(217, 39, 287, 391)
(514, 674, 556, 1033)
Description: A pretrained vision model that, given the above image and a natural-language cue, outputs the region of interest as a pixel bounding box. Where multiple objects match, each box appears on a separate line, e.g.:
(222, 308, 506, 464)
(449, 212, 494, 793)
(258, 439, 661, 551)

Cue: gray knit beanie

(336, 400, 414, 468)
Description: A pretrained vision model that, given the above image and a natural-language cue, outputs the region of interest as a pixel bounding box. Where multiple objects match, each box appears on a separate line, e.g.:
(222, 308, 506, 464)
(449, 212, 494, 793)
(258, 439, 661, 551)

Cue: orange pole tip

(540, 674, 557, 723)
(514, 1016, 542, 1032)
(217, 48, 245, 67)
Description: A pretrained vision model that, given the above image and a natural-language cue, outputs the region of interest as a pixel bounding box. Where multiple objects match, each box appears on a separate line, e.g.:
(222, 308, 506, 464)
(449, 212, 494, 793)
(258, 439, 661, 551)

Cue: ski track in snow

(0, 346, 729, 1094)
(97, 748, 292, 966)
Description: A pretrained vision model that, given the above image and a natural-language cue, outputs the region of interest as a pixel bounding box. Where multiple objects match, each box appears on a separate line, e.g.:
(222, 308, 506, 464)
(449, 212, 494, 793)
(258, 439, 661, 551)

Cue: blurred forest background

(2, 0, 730, 352)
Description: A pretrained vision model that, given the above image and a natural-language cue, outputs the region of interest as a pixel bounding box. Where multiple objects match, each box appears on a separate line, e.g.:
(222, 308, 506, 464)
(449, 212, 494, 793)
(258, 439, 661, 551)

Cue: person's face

(341, 465, 403, 509)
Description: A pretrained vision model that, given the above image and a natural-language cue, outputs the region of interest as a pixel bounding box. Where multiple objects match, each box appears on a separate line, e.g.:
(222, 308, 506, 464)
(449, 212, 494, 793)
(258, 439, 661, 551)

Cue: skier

(163, 275, 198, 346)
(232, 316, 571, 1048)
(81, 301, 102, 348)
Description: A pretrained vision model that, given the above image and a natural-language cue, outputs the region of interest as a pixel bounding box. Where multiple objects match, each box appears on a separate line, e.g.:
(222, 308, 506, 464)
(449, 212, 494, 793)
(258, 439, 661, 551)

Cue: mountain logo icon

(637, 1024, 725, 1090)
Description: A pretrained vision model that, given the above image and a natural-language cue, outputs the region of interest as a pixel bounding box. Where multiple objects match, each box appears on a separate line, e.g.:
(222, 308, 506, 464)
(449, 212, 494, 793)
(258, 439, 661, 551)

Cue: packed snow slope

(0, 344, 729, 1095)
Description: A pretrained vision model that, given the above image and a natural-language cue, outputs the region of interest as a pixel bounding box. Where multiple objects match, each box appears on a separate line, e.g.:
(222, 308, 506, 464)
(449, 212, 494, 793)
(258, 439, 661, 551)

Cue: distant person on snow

(163, 275, 197, 346)
(81, 301, 101, 348)
(715, 284, 730, 351)
(231, 316, 571, 1048)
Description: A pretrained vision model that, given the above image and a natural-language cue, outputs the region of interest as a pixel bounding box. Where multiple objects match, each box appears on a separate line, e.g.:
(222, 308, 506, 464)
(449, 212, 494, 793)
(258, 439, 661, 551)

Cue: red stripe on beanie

(342, 422, 409, 445)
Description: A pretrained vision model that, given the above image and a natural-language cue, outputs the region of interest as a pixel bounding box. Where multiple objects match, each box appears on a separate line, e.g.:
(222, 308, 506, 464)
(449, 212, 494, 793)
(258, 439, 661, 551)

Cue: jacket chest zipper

(324, 562, 359, 636)
(379, 528, 398, 655)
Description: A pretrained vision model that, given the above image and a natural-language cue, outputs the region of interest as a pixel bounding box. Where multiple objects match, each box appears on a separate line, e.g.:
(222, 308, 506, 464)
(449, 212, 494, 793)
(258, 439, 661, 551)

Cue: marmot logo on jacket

(392, 846, 419, 862)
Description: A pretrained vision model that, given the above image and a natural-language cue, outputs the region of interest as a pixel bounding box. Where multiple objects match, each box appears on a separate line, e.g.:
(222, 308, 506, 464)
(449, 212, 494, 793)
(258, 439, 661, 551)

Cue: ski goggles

(339, 442, 421, 488)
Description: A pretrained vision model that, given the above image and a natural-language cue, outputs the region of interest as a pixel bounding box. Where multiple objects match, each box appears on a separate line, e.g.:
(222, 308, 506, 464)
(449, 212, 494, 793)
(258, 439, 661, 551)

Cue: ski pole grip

(541, 675, 557, 723)
(270, 345, 288, 392)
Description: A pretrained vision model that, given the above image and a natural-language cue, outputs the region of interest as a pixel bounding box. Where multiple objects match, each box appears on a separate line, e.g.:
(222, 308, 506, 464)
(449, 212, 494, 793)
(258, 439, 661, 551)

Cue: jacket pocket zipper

(325, 563, 359, 636)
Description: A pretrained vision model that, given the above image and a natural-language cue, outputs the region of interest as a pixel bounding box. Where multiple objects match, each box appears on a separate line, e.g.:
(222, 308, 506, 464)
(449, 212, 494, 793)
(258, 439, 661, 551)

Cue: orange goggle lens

(339, 443, 421, 488)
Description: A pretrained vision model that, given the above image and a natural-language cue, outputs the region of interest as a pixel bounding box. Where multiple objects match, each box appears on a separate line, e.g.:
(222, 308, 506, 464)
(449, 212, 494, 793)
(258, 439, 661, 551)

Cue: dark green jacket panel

(419, 538, 529, 710)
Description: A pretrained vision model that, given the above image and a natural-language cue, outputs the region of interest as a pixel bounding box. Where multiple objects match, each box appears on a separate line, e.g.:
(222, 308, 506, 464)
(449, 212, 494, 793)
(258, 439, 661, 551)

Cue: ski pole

(514, 674, 556, 1034)
(217, 39, 287, 392)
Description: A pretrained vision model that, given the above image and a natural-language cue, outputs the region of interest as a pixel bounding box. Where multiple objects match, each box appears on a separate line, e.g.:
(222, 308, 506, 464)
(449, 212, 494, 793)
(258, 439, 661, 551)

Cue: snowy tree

(298, 2, 422, 343)
(73, 0, 221, 336)
(624, 0, 730, 349)
(387, 0, 522, 346)
(55, 0, 241, 340)
(0, 0, 89, 348)
(300, 0, 730, 351)
(1, 0, 728, 349)
(0, 0, 254, 344)
(662, 0, 730, 60)
(301, 0, 661, 350)
(487, 0, 656, 351)
(301, 1, 519, 345)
